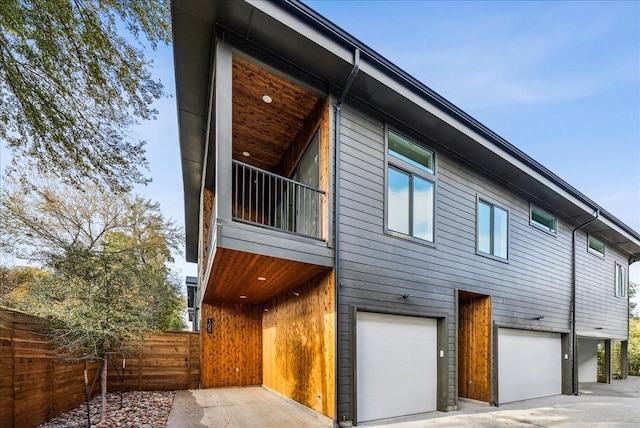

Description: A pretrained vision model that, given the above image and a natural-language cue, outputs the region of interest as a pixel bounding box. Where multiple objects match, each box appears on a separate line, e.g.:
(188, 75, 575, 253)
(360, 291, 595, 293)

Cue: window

(530, 205, 557, 235)
(386, 130, 435, 242)
(587, 235, 605, 257)
(615, 263, 626, 297)
(477, 199, 508, 259)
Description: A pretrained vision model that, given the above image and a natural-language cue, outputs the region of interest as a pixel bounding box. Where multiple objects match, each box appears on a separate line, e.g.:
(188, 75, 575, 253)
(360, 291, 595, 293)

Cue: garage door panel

(498, 329, 561, 403)
(357, 312, 437, 423)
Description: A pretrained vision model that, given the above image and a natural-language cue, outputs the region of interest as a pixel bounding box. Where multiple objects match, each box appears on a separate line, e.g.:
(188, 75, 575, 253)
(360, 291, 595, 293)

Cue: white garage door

(578, 338, 599, 383)
(357, 312, 437, 423)
(498, 329, 562, 403)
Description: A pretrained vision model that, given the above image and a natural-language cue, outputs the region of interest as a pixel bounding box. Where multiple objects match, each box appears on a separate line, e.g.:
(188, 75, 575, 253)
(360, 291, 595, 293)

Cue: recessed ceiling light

(242, 151, 250, 157)
(239, 295, 247, 299)
(262, 95, 273, 104)
(257, 277, 266, 281)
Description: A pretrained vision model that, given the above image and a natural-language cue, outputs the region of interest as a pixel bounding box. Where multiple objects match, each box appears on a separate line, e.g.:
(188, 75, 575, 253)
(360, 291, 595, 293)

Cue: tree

(629, 318, 640, 376)
(0, 265, 49, 306)
(0, 177, 185, 420)
(0, 0, 170, 193)
(630, 280, 638, 318)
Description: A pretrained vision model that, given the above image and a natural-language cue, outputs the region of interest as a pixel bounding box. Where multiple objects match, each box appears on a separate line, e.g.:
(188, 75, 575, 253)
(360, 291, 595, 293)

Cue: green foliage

(1, 177, 186, 361)
(630, 318, 640, 376)
(0, 265, 49, 307)
(629, 281, 638, 318)
(0, 0, 170, 192)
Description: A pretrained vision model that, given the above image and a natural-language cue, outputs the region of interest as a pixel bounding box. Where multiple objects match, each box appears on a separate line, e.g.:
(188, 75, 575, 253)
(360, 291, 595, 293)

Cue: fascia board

(246, 0, 354, 63)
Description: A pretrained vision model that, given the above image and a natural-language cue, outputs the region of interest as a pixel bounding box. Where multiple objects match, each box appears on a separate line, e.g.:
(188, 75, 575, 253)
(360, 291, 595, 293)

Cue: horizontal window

(388, 130, 434, 174)
(530, 205, 557, 234)
(588, 235, 605, 257)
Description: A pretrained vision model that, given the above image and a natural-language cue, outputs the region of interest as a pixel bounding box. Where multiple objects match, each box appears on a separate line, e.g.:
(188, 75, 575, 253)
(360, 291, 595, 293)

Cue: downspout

(571, 209, 599, 395)
(335, 48, 360, 427)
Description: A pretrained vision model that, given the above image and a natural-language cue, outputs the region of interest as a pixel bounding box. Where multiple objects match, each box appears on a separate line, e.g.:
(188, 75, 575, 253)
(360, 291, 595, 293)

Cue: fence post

(138, 346, 143, 391)
(11, 311, 16, 428)
(186, 334, 191, 390)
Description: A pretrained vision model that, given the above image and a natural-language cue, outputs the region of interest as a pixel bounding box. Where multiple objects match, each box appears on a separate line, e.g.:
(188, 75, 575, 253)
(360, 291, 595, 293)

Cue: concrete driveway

(167, 377, 639, 427)
(364, 377, 640, 427)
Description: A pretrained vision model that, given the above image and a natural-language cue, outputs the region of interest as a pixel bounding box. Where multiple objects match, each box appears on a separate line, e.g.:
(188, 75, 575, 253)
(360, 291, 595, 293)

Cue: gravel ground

(39, 391, 175, 428)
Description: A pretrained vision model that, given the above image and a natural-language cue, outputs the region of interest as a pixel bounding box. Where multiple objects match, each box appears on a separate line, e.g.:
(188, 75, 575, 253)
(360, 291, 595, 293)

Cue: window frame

(384, 127, 436, 246)
(587, 235, 605, 258)
(476, 195, 509, 262)
(614, 262, 626, 298)
(529, 204, 557, 236)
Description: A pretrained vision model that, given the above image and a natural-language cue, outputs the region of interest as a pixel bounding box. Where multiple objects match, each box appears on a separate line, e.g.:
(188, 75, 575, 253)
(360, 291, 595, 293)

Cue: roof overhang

(172, 0, 640, 263)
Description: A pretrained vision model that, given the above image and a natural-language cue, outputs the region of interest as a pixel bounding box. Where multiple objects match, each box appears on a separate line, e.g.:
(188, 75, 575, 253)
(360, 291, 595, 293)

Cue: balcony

(200, 53, 334, 305)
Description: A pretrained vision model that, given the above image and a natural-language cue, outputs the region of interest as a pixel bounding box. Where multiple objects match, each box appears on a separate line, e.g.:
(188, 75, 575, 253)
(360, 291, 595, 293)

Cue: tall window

(615, 263, 625, 297)
(386, 130, 435, 242)
(477, 199, 508, 259)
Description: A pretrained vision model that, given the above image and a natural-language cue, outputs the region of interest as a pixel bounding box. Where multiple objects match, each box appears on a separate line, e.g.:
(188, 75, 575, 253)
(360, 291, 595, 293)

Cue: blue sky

(1, 1, 638, 288)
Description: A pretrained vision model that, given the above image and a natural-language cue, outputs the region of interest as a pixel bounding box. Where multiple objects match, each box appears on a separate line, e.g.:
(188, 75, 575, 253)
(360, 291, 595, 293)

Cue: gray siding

(575, 231, 629, 339)
(335, 103, 629, 418)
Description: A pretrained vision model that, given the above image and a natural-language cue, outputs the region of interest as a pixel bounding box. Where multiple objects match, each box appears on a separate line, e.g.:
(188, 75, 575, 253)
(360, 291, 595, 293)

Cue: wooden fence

(107, 332, 200, 392)
(0, 308, 200, 428)
(0, 309, 100, 427)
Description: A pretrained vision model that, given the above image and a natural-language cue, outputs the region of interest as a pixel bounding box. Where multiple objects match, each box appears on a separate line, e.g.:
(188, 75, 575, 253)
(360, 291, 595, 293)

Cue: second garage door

(357, 312, 438, 423)
(498, 328, 562, 403)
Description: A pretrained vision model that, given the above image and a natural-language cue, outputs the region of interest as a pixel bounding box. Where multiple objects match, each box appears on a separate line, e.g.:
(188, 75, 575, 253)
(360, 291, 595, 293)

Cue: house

(171, 0, 640, 425)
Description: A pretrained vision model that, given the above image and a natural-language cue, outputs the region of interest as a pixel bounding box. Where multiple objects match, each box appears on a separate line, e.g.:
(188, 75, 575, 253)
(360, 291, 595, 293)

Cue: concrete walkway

(166, 386, 332, 428)
(167, 378, 640, 427)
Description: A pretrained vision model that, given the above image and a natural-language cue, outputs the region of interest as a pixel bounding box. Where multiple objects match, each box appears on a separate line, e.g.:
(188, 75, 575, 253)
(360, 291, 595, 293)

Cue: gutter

(334, 48, 360, 427)
(571, 209, 599, 395)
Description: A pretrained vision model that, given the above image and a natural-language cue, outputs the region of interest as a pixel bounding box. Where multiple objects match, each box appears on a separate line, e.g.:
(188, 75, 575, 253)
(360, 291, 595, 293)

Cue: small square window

(615, 263, 625, 297)
(587, 235, 605, 257)
(530, 205, 557, 235)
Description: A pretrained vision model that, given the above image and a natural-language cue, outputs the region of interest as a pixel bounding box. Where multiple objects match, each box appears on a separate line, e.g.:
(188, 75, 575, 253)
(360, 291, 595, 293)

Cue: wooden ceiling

(204, 247, 329, 304)
(232, 55, 322, 171)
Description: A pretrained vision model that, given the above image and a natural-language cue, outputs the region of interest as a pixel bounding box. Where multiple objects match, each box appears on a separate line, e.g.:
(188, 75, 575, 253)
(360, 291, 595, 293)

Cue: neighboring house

(186, 275, 197, 330)
(171, 0, 640, 425)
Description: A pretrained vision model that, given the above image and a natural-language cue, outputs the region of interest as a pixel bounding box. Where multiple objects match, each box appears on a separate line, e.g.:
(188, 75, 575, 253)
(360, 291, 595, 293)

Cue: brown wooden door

(458, 292, 491, 402)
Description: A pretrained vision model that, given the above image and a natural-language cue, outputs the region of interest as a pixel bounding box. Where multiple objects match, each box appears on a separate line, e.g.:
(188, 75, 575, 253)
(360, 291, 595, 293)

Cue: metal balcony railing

(232, 160, 325, 240)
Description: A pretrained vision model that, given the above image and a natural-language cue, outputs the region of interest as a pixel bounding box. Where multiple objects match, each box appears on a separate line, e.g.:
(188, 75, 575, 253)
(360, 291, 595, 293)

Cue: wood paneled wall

(0, 309, 100, 428)
(262, 269, 335, 418)
(458, 293, 491, 402)
(318, 98, 330, 241)
(107, 332, 200, 392)
(277, 97, 328, 179)
(200, 302, 262, 388)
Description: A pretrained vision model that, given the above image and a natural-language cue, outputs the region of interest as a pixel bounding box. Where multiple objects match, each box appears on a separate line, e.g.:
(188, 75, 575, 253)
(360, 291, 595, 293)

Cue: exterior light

(262, 95, 273, 103)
